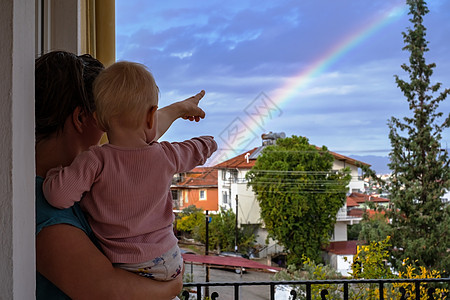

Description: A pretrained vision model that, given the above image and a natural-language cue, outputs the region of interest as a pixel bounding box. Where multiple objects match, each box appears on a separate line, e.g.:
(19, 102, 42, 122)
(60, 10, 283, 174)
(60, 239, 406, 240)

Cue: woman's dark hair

(35, 51, 104, 142)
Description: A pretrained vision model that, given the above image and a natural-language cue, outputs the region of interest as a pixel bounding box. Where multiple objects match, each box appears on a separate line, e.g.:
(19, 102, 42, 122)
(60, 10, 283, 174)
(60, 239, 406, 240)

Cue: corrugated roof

(325, 240, 361, 255)
(182, 253, 281, 272)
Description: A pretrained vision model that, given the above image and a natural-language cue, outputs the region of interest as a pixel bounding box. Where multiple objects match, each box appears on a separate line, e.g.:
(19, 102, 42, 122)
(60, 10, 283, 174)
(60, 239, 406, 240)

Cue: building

(346, 192, 390, 218)
(214, 133, 369, 262)
(324, 240, 360, 276)
(323, 193, 391, 275)
(172, 167, 219, 211)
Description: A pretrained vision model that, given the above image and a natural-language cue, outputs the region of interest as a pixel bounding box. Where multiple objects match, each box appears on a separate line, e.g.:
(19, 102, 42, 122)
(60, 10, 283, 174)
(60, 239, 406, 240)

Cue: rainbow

(212, 2, 408, 164)
(273, 3, 407, 110)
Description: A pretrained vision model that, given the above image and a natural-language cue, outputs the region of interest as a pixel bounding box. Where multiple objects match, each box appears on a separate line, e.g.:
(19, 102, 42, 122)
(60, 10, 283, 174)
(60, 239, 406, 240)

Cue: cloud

(116, 0, 450, 157)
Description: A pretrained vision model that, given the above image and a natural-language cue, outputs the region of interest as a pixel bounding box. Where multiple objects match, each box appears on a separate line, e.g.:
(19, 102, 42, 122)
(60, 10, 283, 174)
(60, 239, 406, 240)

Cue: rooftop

(348, 192, 390, 204)
(173, 168, 218, 188)
(214, 146, 370, 170)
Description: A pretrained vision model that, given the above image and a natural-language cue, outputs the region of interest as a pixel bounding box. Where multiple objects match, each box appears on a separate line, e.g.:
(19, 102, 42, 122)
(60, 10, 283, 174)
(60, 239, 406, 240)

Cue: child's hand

(180, 90, 206, 122)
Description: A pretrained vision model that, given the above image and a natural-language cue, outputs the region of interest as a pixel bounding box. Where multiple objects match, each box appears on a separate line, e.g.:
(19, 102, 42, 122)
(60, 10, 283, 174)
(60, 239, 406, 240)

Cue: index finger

(192, 90, 206, 103)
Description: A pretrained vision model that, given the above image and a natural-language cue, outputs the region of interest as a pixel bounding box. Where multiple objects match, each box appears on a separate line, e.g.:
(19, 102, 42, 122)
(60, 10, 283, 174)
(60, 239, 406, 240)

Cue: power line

(213, 148, 395, 154)
(252, 190, 348, 194)
(246, 170, 343, 174)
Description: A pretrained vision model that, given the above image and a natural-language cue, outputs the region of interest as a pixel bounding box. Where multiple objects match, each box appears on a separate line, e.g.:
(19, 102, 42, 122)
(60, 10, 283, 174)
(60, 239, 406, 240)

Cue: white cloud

(116, 0, 450, 155)
(170, 51, 193, 59)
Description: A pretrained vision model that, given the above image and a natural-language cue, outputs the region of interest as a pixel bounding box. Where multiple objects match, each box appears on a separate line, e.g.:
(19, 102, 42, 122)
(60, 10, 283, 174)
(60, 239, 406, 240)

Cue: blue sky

(115, 0, 450, 171)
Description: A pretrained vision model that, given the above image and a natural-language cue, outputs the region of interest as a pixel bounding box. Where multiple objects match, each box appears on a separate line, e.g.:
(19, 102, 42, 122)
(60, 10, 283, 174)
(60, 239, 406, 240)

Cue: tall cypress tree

(388, 0, 450, 272)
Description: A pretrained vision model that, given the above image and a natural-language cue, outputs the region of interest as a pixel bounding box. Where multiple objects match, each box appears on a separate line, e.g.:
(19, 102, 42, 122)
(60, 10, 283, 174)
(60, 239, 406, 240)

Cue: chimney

(261, 132, 286, 146)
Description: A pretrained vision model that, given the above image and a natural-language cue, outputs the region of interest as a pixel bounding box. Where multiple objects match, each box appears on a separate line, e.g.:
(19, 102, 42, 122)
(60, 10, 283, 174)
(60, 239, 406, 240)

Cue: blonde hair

(93, 61, 159, 131)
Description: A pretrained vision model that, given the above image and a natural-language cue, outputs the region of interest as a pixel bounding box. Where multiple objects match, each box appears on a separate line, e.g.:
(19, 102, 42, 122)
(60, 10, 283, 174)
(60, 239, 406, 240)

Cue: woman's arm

(154, 90, 206, 140)
(36, 224, 182, 300)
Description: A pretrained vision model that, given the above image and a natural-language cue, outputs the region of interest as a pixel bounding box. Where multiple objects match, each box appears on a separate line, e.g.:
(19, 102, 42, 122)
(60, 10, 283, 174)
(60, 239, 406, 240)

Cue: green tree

(274, 238, 447, 300)
(273, 257, 342, 300)
(388, 0, 450, 272)
(178, 206, 255, 253)
(358, 211, 391, 244)
(206, 208, 256, 253)
(246, 136, 351, 265)
(176, 205, 204, 238)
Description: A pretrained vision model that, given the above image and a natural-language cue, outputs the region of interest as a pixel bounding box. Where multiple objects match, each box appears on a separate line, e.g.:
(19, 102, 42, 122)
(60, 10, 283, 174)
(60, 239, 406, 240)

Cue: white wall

(326, 253, 354, 276)
(236, 170, 261, 224)
(0, 1, 82, 298)
(0, 1, 36, 298)
(336, 255, 353, 276)
(218, 169, 262, 225)
(333, 222, 348, 242)
(333, 161, 364, 192)
(217, 169, 231, 209)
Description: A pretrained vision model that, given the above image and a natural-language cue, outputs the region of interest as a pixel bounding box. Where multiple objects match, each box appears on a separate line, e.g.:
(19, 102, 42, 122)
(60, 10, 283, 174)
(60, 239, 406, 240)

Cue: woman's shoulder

(35, 176, 95, 240)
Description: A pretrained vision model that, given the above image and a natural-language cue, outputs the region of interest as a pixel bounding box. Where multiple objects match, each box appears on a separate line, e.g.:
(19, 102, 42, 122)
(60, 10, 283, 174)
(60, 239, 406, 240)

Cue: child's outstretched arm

(163, 136, 218, 173)
(151, 90, 206, 141)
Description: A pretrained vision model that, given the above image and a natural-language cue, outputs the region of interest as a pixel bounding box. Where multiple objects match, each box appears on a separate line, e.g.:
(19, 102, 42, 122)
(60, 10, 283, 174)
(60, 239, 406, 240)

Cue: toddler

(43, 61, 217, 281)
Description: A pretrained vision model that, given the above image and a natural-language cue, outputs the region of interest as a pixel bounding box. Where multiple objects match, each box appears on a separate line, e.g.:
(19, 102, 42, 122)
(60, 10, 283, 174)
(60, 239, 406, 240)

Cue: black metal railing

(182, 278, 450, 300)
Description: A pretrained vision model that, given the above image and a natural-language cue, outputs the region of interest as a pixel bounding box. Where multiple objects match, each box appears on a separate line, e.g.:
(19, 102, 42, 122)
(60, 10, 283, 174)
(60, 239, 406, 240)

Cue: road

(182, 262, 280, 300)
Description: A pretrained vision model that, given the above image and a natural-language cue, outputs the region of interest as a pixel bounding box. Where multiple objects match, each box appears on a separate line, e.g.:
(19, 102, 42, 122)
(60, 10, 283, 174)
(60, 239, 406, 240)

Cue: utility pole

(235, 195, 238, 253)
(228, 172, 232, 209)
(205, 210, 210, 298)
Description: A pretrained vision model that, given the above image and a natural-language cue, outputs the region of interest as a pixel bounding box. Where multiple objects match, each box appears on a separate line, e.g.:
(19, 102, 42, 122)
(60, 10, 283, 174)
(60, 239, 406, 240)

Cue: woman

(35, 51, 205, 299)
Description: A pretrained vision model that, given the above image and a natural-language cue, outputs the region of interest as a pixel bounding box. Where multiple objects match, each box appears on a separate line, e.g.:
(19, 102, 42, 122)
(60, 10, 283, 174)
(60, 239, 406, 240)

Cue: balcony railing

(182, 278, 449, 300)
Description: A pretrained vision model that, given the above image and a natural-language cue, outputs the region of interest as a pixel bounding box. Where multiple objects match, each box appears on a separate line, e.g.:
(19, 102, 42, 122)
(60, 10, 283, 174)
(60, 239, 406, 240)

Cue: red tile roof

(346, 196, 359, 207)
(348, 209, 365, 218)
(174, 168, 218, 188)
(214, 148, 258, 169)
(325, 149, 371, 167)
(348, 208, 387, 219)
(347, 192, 390, 204)
(214, 147, 370, 170)
(189, 167, 213, 174)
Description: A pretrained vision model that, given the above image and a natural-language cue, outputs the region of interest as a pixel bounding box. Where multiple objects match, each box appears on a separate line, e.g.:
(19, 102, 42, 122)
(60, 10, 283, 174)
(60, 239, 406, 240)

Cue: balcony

(181, 278, 449, 299)
(336, 208, 361, 223)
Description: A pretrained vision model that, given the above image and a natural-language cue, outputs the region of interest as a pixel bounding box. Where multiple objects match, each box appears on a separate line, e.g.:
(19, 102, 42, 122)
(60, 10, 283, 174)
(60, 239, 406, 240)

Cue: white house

(214, 133, 367, 271)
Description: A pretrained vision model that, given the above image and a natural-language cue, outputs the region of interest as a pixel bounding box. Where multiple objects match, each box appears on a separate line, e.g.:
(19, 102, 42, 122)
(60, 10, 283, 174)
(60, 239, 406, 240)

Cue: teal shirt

(35, 176, 98, 299)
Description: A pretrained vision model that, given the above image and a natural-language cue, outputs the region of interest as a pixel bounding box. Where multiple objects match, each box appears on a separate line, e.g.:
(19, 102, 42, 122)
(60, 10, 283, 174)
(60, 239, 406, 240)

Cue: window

(230, 170, 238, 182)
(171, 190, 179, 200)
(184, 191, 189, 204)
(199, 190, 206, 201)
(222, 191, 228, 204)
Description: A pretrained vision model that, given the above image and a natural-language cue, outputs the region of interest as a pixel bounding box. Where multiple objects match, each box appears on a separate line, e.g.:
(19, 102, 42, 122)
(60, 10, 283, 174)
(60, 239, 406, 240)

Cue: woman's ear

(72, 107, 84, 133)
(146, 106, 158, 129)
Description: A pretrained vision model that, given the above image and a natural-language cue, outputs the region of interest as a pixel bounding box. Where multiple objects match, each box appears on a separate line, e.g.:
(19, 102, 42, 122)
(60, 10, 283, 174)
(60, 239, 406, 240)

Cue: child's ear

(146, 106, 158, 129)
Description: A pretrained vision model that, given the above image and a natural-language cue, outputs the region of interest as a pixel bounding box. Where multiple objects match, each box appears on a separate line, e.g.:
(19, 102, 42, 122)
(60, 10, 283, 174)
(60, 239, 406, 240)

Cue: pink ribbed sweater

(43, 136, 217, 263)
